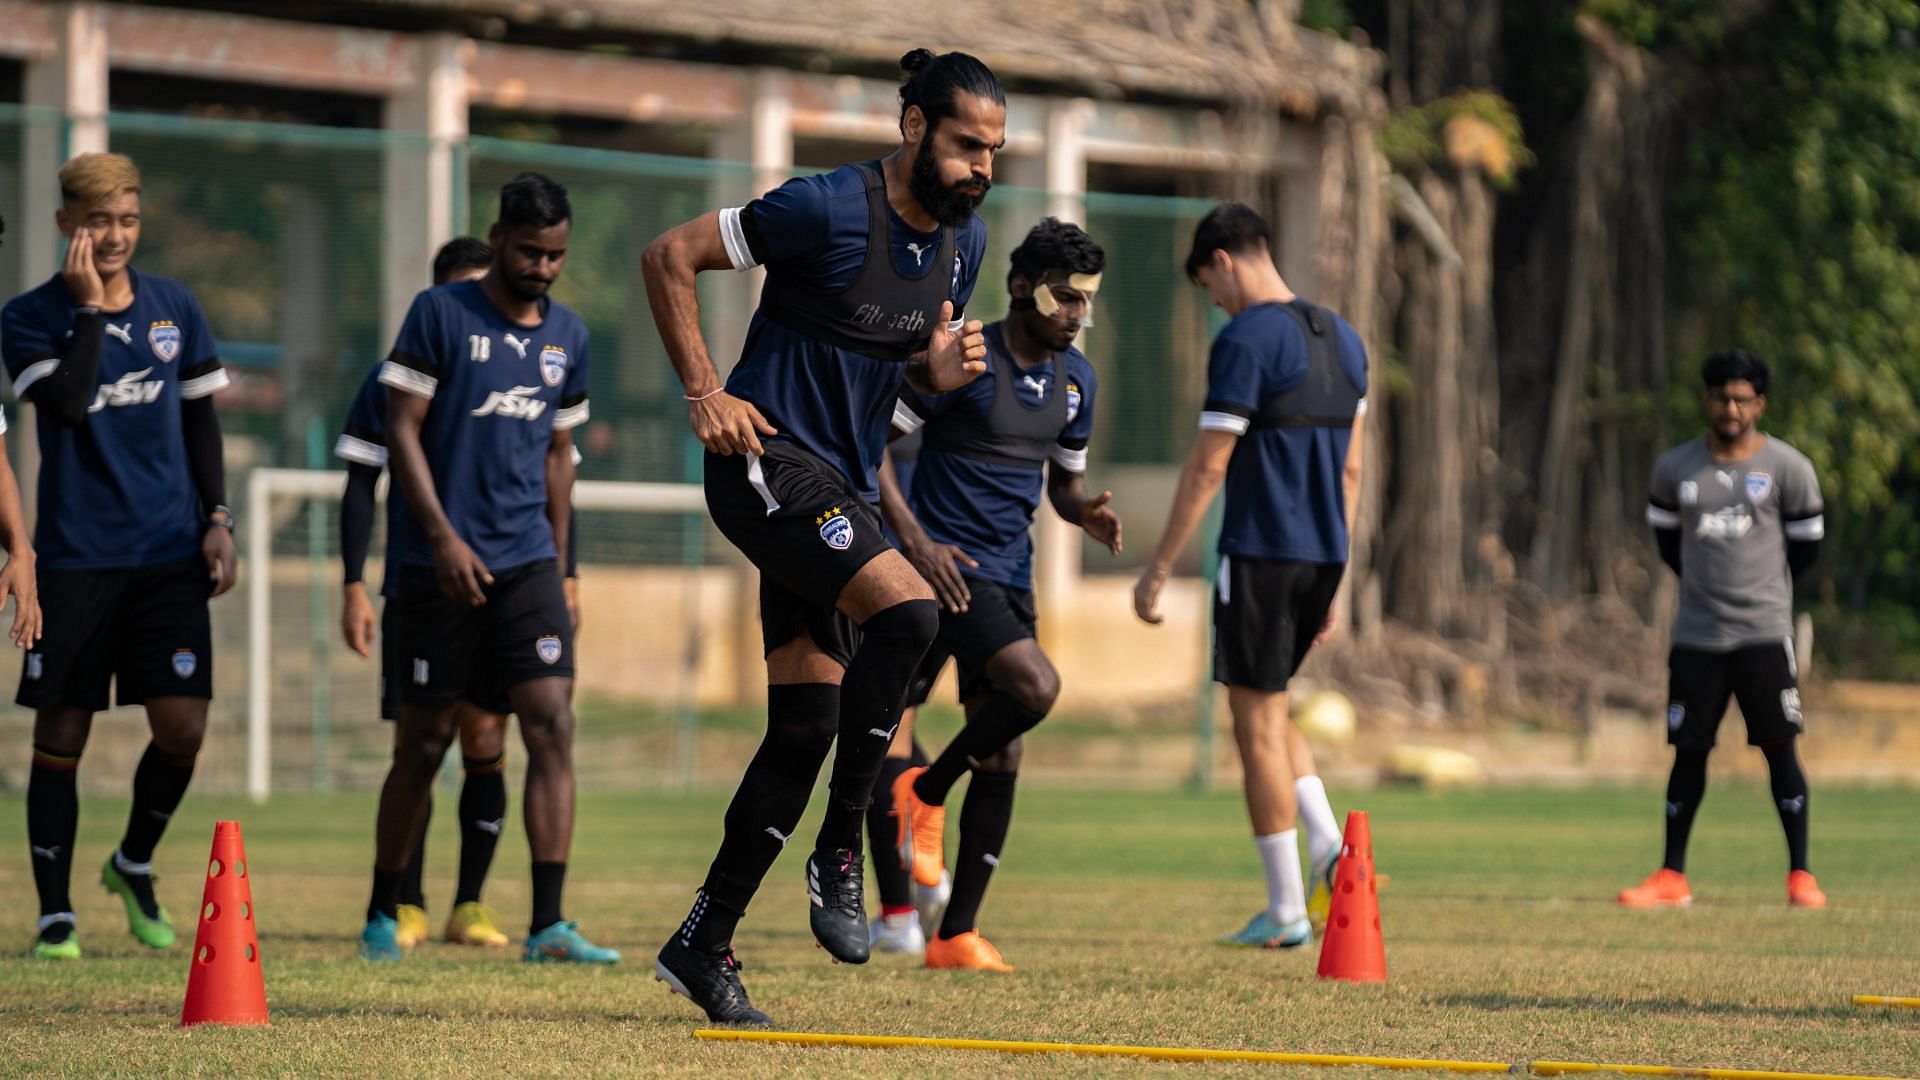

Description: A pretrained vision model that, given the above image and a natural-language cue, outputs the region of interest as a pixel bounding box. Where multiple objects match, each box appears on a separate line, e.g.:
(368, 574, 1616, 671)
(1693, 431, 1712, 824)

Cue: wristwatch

(207, 505, 235, 532)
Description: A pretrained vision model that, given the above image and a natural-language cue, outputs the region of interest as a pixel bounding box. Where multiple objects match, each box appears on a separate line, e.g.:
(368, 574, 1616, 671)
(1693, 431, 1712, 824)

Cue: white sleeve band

(719, 207, 758, 272)
(379, 361, 437, 399)
(892, 399, 925, 435)
(571, 444, 583, 467)
(554, 400, 590, 430)
(1355, 396, 1369, 417)
(10, 357, 59, 399)
(1784, 515, 1825, 541)
(1051, 445, 1087, 473)
(946, 318, 966, 333)
(1646, 505, 1681, 529)
(0, 406, 8, 436)
(178, 368, 232, 400)
(334, 433, 389, 468)
(1198, 411, 1250, 435)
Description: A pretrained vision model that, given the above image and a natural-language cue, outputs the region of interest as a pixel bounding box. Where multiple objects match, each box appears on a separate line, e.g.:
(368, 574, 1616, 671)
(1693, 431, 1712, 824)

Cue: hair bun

(900, 48, 935, 75)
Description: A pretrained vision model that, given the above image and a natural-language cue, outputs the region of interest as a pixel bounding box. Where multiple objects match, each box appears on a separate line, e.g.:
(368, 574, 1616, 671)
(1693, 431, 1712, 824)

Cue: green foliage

(1379, 90, 1535, 188)
(1581, 0, 1725, 53)
(1298, 0, 1354, 36)
(1812, 601, 1920, 681)
(1680, 0, 1920, 522)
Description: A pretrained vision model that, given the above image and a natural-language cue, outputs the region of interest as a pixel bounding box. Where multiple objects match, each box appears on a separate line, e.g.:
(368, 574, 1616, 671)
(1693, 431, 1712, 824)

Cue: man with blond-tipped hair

(3, 152, 237, 960)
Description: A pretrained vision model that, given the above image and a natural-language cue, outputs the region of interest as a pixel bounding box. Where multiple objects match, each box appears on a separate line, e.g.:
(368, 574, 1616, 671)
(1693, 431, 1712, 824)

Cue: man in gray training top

(1619, 349, 1827, 911)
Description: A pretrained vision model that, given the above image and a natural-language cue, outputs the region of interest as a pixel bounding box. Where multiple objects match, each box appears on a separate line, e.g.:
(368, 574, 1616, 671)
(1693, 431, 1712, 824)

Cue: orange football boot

(1787, 870, 1827, 909)
(1617, 868, 1692, 908)
(925, 930, 1014, 973)
(891, 766, 946, 888)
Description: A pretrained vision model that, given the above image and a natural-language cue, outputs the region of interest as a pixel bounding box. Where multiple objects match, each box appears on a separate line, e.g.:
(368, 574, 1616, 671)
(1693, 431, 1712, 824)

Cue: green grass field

(1, 783, 1916, 1077)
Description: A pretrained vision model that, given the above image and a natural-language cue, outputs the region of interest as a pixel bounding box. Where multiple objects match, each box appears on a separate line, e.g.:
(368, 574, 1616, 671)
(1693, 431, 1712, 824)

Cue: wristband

(684, 387, 725, 403)
(74, 306, 100, 316)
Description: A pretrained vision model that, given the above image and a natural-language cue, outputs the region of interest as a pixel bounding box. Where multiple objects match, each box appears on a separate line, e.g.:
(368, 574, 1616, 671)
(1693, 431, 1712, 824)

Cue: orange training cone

(180, 820, 269, 1027)
(1316, 810, 1386, 982)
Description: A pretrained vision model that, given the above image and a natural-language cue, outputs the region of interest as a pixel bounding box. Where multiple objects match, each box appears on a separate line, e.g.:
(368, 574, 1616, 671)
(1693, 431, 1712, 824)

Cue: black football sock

(28, 745, 81, 931)
(368, 867, 403, 923)
(119, 743, 195, 865)
(1662, 747, 1710, 874)
(529, 860, 567, 935)
(915, 692, 1045, 806)
(455, 754, 508, 906)
(399, 796, 430, 909)
(814, 600, 938, 859)
(868, 755, 916, 910)
(1762, 741, 1810, 873)
(940, 770, 1018, 939)
(686, 684, 838, 952)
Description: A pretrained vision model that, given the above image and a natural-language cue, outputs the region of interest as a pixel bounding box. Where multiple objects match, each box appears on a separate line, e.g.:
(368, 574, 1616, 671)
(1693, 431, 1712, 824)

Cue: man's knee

(459, 708, 509, 760)
(146, 702, 208, 759)
(999, 661, 1060, 718)
(861, 598, 939, 648)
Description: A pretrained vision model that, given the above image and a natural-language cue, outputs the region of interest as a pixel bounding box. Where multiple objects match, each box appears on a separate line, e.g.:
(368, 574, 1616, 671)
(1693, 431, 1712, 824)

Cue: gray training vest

(919, 322, 1069, 470)
(756, 160, 958, 364)
(1251, 300, 1361, 430)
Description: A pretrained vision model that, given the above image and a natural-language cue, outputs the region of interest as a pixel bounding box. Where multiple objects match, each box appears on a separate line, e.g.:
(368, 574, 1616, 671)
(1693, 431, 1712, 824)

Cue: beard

(504, 273, 552, 302)
(910, 137, 989, 227)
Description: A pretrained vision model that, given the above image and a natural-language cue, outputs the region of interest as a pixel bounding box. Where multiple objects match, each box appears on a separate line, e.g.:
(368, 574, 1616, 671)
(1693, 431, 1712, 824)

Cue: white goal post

(243, 466, 706, 802)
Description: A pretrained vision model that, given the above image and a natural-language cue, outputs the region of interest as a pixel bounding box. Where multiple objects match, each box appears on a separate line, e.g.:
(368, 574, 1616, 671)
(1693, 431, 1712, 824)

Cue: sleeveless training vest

(1251, 300, 1362, 430)
(920, 323, 1069, 470)
(757, 161, 958, 363)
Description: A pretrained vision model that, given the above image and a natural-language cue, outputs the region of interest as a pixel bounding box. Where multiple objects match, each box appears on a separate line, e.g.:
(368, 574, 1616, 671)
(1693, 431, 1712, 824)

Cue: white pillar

(1032, 99, 1092, 637)
(380, 33, 467, 349)
(15, 2, 108, 523)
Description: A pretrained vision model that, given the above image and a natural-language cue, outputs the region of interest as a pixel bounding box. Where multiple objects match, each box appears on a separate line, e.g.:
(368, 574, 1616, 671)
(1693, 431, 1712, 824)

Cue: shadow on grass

(1432, 991, 1862, 1022)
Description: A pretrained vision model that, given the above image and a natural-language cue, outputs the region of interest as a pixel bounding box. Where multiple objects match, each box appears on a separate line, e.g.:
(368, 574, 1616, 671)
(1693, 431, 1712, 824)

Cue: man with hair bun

(1620, 349, 1828, 911)
(881, 217, 1122, 973)
(358, 172, 612, 966)
(643, 47, 1004, 1023)
(3, 151, 232, 960)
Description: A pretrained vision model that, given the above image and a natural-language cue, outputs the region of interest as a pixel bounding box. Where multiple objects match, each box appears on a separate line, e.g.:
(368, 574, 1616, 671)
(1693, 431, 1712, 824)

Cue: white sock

(1294, 776, 1341, 866)
(1255, 830, 1307, 925)
(38, 911, 75, 934)
(113, 848, 152, 877)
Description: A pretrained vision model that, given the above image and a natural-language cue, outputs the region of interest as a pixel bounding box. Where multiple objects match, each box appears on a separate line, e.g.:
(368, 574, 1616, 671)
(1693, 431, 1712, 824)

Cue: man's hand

(62, 229, 105, 309)
(204, 526, 237, 598)
(433, 533, 492, 607)
(341, 581, 376, 658)
(1132, 566, 1168, 625)
(1081, 491, 1123, 556)
(911, 302, 987, 394)
(0, 549, 40, 648)
(564, 576, 582, 633)
(689, 390, 776, 456)
(902, 533, 977, 614)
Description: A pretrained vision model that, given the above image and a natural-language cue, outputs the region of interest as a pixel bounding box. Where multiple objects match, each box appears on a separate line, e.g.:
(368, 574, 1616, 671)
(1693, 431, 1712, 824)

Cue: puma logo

(503, 333, 529, 360)
(869, 723, 900, 740)
(105, 323, 133, 345)
(982, 853, 1000, 867)
(906, 242, 932, 267)
(764, 826, 791, 845)
(1020, 374, 1048, 397)
(31, 844, 60, 862)
(475, 818, 504, 836)
(1779, 795, 1805, 815)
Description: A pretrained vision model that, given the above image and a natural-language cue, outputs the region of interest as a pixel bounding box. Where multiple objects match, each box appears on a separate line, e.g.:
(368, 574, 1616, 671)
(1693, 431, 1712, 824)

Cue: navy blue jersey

(895, 341, 1097, 589)
(377, 280, 590, 572)
(1198, 302, 1367, 564)
(1, 269, 228, 570)
(717, 164, 986, 501)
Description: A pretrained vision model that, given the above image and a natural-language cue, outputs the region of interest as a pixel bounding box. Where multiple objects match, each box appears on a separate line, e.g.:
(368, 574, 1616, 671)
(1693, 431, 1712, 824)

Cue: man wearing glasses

(1621, 349, 1828, 911)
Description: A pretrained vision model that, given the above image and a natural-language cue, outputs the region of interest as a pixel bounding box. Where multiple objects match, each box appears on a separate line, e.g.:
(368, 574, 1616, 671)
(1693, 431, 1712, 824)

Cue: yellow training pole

(694, 1029, 1515, 1072)
(1532, 1061, 1912, 1080)
(1851, 995, 1920, 1010)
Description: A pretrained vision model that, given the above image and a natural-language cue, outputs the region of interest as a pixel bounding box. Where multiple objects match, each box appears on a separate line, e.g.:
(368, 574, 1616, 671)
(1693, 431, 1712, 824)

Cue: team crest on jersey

(952, 253, 964, 296)
(1066, 381, 1082, 423)
(148, 321, 182, 363)
(1667, 703, 1685, 731)
(536, 635, 563, 665)
(171, 649, 197, 679)
(1744, 472, 1772, 502)
(539, 346, 568, 388)
(817, 507, 853, 550)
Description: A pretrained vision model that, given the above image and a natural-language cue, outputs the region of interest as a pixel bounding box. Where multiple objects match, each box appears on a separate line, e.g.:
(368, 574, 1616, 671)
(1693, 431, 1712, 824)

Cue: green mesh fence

(0, 109, 1221, 795)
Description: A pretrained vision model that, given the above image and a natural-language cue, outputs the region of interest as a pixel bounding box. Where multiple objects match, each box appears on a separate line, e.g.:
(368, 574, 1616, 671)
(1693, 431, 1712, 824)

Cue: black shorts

(18, 556, 214, 711)
(1212, 556, 1344, 692)
(1666, 641, 1803, 749)
(903, 576, 1038, 707)
(379, 600, 511, 720)
(392, 559, 572, 710)
(705, 443, 892, 667)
